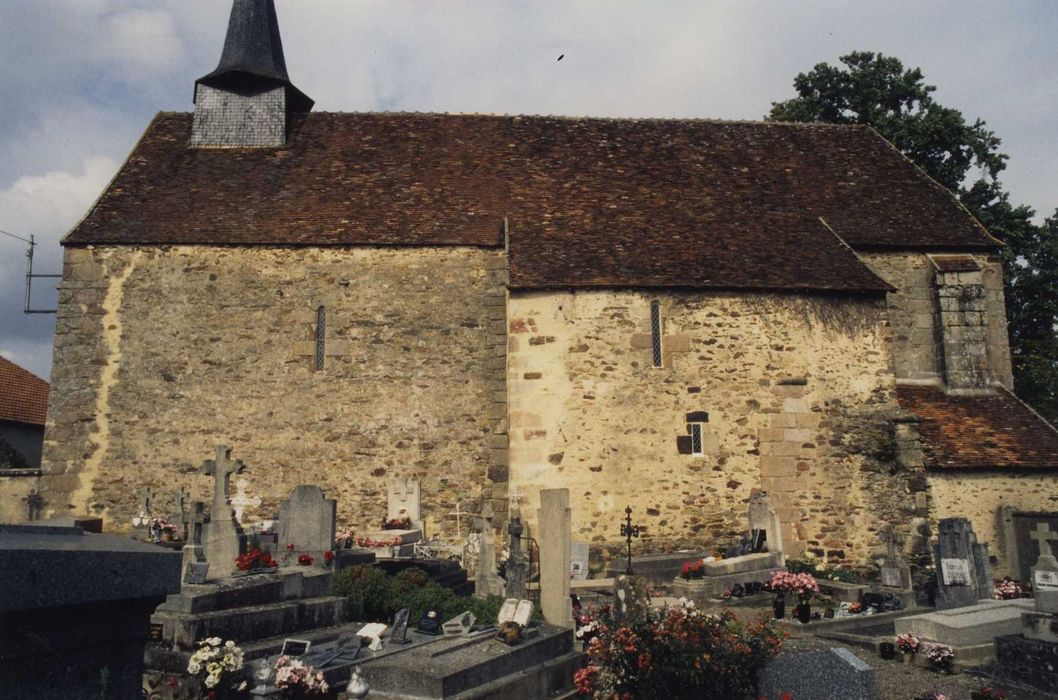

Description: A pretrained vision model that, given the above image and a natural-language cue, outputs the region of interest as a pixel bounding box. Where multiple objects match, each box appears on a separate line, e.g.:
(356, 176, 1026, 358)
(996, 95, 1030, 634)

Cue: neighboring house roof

(896, 385, 1058, 470)
(64, 112, 996, 291)
(0, 357, 49, 426)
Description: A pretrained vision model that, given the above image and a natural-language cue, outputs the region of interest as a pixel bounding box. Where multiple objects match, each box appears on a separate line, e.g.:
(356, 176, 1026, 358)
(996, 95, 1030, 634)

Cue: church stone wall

(860, 252, 1013, 389)
(928, 470, 1058, 576)
(41, 245, 507, 537)
(506, 290, 910, 564)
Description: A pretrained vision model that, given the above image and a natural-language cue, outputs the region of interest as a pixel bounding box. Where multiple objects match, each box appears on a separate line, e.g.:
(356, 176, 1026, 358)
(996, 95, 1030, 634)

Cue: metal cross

(620, 506, 641, 575)
(448, 502, 466, 537)
(1029, 521, 1058, 559)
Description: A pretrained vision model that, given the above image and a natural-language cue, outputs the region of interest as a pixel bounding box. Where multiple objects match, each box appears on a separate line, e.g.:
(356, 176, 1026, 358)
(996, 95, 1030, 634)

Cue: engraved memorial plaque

(941, 558, 971, 585)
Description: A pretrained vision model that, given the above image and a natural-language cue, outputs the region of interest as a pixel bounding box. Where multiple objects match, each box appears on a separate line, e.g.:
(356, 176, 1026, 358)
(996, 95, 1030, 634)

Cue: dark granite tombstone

(934, 517, 992, 610)
(417, 609, 443, 635)
(390, 608, 411, 644)
(0, 524, 181, 700)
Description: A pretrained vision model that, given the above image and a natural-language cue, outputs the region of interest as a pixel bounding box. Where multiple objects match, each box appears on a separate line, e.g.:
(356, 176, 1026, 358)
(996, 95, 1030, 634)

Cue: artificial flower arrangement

(847, 601, 864, 614)
(187, 637, 246, 693)
(896, 632, 920, 655)
(335, 526, 356, 547)
(680, 560, 705, 580)
(993, 577, 1024, 600)
(766, 570, 820, 602)
(273, 654, 329, 696)
(382, 516, 412, 530)
(323, 550, 335, 567)
(148, 515, 180, 535)
(235, 548, 278, 571)
(297, 553, 314, 566)
(925, 643, 955, 673)
(355, 535, 404, 548)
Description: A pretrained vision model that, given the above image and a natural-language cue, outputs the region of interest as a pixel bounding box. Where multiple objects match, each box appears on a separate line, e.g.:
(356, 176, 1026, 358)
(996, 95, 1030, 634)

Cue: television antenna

(0, 229, 59, 314)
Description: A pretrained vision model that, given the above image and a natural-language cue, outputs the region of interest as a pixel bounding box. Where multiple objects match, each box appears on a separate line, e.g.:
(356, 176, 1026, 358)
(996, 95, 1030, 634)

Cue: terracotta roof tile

(0, 357, 49, 426)
(896, 385, 1058, 470)
(64, 112, 996, 291)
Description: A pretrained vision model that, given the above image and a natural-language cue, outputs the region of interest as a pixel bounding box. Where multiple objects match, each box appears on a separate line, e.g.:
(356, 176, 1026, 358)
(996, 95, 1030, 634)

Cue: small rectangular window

(689, 423, 704, 455)
(650, 300, 662, 368)
(314, 306, 326, 371)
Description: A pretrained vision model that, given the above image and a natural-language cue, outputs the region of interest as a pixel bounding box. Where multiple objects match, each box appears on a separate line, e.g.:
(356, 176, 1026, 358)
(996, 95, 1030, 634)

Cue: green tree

(769, 51, 1058, 421)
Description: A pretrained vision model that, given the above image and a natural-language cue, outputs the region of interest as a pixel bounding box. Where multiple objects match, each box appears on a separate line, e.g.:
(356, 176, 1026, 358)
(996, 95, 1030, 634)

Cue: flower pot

(795, 602, 812, 624)
(772, 597, 786, 620)
(901, 652, 915, 665)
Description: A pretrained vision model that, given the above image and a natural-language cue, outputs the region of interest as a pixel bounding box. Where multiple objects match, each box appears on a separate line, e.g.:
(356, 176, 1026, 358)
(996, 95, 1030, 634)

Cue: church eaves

(63, 112, 1000, 293)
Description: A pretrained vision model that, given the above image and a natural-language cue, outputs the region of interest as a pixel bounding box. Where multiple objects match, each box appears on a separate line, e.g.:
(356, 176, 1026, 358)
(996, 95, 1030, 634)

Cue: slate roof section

(65, 112, 997, 290)
(896, 385, 1058, 470)
(0, 357, 49, 426)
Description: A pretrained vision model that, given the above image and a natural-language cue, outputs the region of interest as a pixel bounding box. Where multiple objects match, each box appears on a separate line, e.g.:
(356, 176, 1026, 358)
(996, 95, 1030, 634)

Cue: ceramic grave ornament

(442, 611, 476, 635)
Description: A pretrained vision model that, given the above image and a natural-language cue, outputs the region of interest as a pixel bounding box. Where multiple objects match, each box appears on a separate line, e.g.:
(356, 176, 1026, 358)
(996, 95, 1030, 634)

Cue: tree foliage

(769, 51, 1058, 421)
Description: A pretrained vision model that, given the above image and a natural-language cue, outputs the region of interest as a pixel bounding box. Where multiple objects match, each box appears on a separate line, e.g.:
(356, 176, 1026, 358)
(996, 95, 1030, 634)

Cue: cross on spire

(1029, 521, 1058, 560)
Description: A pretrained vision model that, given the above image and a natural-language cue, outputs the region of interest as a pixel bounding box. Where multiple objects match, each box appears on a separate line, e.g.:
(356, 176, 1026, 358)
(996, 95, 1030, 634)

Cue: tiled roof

(0, 357, 49, 426)
(929, 255, 981, 273)
(896, 385, 1058, 470)
(64, 112, 997, 291)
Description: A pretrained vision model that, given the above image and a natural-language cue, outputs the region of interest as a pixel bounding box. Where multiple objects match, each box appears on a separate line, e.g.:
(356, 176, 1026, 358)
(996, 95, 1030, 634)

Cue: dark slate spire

(195, 0, 313, 113)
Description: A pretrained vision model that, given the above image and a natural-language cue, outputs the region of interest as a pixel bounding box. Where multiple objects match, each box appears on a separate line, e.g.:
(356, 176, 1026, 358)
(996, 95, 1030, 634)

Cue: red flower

(323, 550, 335, 562)
(286, 543, 296, 551)
(297, 553, 313, 566)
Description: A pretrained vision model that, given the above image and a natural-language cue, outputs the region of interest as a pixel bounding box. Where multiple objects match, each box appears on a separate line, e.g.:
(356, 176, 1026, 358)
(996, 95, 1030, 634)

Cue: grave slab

(758, 647, 875, 700)
(702, 551, 781, 576)
(894, 599, 1034, 646)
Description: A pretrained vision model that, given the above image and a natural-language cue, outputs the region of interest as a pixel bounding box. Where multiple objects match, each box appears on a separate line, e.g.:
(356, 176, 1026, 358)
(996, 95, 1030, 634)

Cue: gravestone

(570, 540, 590, 580)
(538, 489, 573, 627)
(417, 609, 443, 635)
(180, 501, 207, 573)
(277, 485, 337, 560)
(388, 478, 422, 531)
(474, 499, 504, 597)
(497, 598, 519, 624)
(442, 611, 476, 635)
(183, 562, 210, 585)
(1022, 521, 1058, 642)
(513, 600, 534, 627)
(757, 647, 875, 700)
(997, 508, 1058, 583)
(933, 517, 992, 610)
(390, 608, 410, 644)
(878, 526, 912, 590)
(200, 445, 246, 577)
(748, 490, 785, 565)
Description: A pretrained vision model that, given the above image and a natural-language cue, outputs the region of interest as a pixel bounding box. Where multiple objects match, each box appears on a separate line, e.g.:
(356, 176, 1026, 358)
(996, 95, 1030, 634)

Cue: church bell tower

(191, 0, 313, 148)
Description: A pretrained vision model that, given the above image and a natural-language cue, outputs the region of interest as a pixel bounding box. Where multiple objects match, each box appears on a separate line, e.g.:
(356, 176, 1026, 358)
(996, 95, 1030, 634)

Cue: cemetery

(3, 2, 1058, 699)
(4, 441, 1058, 698)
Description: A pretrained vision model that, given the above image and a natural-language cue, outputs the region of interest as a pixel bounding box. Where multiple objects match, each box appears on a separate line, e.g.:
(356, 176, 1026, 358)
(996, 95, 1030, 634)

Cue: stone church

(37, 0, 1058, 571)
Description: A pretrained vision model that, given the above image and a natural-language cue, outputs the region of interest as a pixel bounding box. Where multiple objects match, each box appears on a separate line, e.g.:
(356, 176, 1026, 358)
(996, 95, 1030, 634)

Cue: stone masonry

(41, 245, 506, 540)
(506, 290, 912, 563)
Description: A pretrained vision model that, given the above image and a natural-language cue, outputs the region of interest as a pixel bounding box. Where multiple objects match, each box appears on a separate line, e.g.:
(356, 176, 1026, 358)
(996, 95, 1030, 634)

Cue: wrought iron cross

(620, 506, 641, 575)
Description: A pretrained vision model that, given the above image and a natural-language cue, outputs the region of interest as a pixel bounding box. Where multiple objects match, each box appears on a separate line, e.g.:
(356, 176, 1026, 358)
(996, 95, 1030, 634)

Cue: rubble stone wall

(506, 290, 910, 564)
(40, 245, 507, 538)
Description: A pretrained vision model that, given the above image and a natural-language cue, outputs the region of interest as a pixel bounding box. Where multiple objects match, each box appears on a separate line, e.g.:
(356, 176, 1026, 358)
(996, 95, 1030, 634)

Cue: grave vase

(772, 596, 786, 620)
(795, 602, 812, 624)
(901, 652, 915, 665)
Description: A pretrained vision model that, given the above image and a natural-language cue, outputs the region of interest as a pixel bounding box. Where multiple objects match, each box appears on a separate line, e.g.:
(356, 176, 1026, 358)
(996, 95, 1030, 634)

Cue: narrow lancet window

(314, 306, 326, 371)
(650, 300, 663, 368)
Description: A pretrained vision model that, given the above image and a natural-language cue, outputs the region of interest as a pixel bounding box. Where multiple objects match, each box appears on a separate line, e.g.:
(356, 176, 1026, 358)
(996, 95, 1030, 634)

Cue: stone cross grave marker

(933, 517, 992, 610)
(505, 510, 528, 600)
(200, 445, 246, 577)
(181, 500, 208, 573)
(1029, 521, 1058, 615)
(475, 499, 504, 597)
(387, 478, 422, 530)
(278, 485, 337, 559)
(231, 478, 262, 524)
(174, 487, 190, 541)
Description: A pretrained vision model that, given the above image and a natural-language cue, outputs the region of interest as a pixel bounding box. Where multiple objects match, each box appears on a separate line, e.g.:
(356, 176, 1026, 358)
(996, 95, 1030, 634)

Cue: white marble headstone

(513, 599, 535, 627)
(497, 598, 519, 624)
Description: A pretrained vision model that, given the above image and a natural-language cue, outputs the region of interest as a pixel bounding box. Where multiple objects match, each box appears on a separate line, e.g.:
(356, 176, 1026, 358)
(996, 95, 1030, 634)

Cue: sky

(1, 0, 1056, 381)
